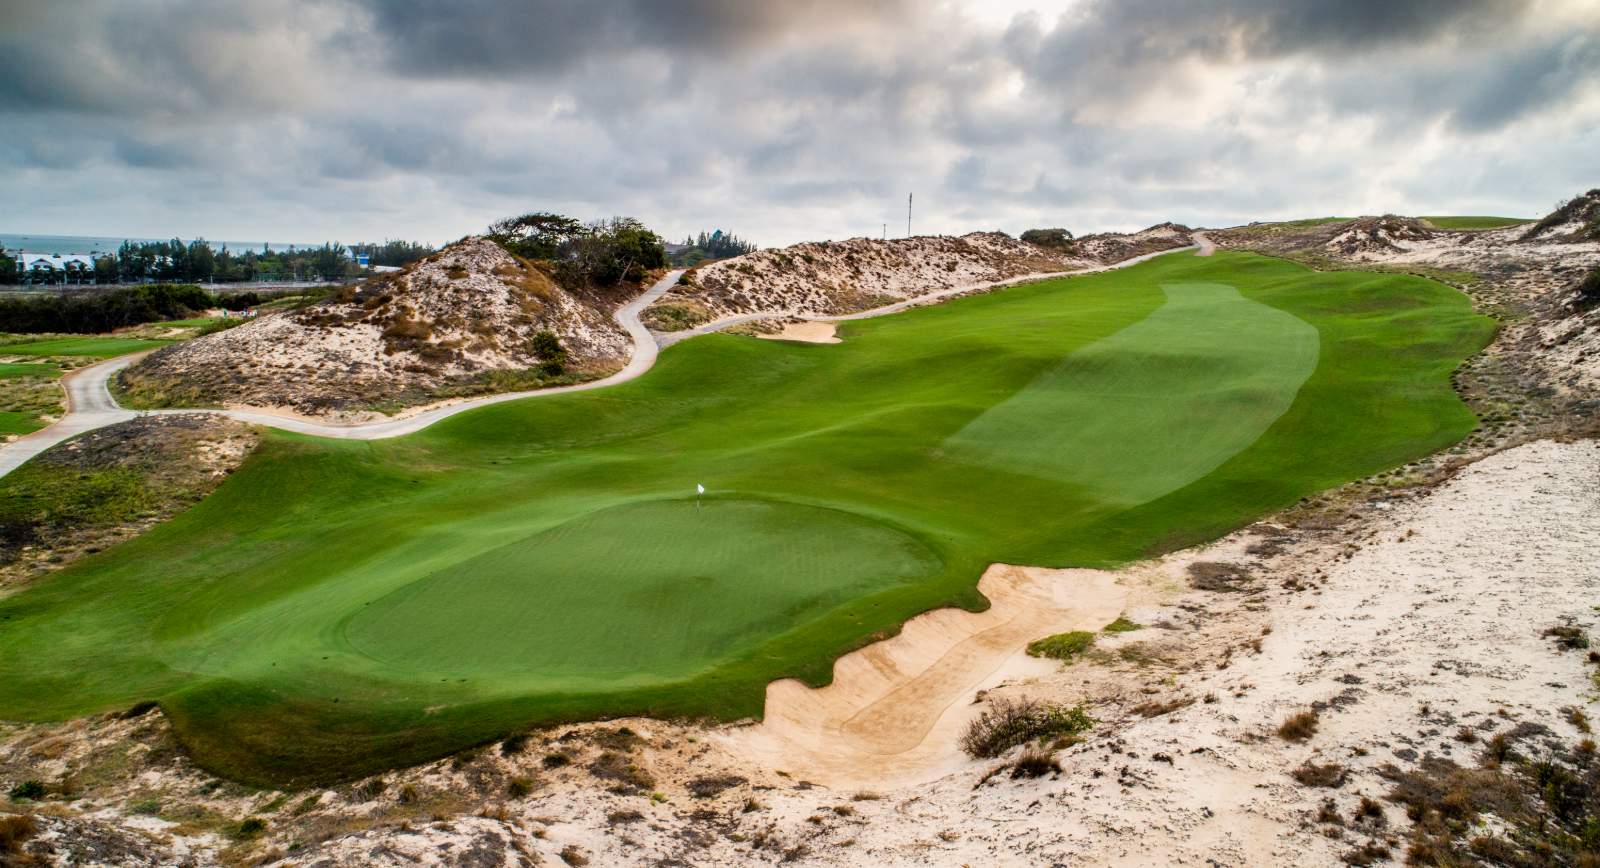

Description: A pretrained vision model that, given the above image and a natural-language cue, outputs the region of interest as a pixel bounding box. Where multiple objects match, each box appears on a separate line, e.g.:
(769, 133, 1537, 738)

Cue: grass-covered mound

(0, 251, 1494, 786)
(1421, 216, 1532, 230)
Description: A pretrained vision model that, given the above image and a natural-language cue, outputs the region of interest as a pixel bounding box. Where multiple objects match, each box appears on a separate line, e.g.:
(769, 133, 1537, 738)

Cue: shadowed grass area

(0, 250, 1493, 786)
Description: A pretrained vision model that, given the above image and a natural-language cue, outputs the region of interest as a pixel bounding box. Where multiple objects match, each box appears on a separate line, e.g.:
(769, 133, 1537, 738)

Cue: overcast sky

(3, 0, 1597, 247)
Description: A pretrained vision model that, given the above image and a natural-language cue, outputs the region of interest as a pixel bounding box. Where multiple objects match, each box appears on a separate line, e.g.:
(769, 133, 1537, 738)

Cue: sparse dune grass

(0, 250, 1493, 786)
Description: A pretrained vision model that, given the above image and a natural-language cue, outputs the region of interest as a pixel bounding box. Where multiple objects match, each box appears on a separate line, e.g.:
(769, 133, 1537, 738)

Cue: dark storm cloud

(349, 0, 909, 77)
(1010, 0, 1544, 109)
(0, 0, 1594, 245)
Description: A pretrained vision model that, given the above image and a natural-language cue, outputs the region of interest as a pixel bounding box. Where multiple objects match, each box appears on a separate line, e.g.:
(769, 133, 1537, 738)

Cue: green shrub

(531, 330, 567, 376)
(960, 697, 1093, 758)
(1026, 630, 1096, 660)
(7, 780, 45, 801)
(1103, 617, 1142, 633)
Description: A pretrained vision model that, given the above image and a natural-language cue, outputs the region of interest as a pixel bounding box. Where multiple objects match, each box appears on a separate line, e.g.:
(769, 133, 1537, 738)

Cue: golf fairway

(0, 250, 1495, 785)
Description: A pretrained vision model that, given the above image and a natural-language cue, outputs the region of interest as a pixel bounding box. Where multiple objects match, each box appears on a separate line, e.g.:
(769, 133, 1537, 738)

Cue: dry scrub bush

(1278, 709, 1321, 742)
(1009, 745, 1062, 779)
(1291, 761, 1349, 788)
(960, 697, 1093, 758)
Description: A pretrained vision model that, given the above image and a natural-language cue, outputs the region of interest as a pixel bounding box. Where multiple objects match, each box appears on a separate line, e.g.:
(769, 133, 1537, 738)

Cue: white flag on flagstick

(696, 484, 705, 494)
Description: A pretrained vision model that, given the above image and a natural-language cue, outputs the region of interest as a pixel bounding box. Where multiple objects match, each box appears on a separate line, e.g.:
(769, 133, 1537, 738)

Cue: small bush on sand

(507, 777, 534, 798)
(1026, 631, 1095, 661)
(1278, 709, 1320, 742)
(1009, 745, 1061, 778)
(960, 697, 1093, 758)
(531, 330, 568, 376)
(1291, 761, 1349, 788)
(1578, 266, 1600, 308)
(1545, 624, 1591, 650)
(1103, 617, 1142, 633)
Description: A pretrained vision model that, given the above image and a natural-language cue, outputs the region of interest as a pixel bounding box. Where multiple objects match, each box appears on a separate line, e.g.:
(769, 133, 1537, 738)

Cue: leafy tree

(0, 253, 15, 285)
(488, 212, 585, 260)
(489, 212, 667, 288)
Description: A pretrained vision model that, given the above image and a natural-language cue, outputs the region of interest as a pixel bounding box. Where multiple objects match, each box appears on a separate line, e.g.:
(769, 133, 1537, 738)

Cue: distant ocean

(0, 233, 321, 257)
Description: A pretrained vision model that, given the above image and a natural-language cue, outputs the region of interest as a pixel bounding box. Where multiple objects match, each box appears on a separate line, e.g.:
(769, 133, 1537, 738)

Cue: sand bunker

(719, 564, 1127, 789)
(755, 321, 840, 344)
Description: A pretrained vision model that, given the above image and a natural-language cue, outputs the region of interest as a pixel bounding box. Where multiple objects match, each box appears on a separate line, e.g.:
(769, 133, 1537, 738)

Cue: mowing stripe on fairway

(946, 282, 1318, 505)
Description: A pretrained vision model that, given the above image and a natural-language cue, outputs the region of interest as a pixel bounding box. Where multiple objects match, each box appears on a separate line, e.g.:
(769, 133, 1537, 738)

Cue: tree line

(0, 284, 295, 334)
(668, 230, 757, 266)
(0, 237, 437, 286)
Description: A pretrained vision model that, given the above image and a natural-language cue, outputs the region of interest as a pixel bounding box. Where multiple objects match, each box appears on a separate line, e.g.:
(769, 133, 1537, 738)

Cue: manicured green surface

(0, 336, 169, 357)
(0, 362, 59, 379)
(0, 251, 1494, 786)
(1422, 216, 1533, 230)
(0, 410, 45, 435)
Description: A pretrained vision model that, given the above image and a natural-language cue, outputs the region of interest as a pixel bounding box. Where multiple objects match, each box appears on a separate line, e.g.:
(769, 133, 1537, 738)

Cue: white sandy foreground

(226, 437, 1597, 867)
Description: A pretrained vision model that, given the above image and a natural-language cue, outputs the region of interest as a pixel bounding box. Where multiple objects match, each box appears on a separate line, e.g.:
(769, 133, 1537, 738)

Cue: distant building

(15, 251, 98, 285)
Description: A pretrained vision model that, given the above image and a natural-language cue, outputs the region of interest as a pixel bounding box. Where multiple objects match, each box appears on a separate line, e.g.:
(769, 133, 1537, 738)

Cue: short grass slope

(0, 251, 1494, 786)
(0, 336, 170, 358)
(1420, 215, 1533, 231)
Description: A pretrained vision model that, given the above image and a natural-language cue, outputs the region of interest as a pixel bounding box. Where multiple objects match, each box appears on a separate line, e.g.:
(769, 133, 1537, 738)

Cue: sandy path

(657, 242, 1201, 347)
(0, 353, 147, 478)
(1194, 231, 1216, 256)
(719, 564, 1128, 789)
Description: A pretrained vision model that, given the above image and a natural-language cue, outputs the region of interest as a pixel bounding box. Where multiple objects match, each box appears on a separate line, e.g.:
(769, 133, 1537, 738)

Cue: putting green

(0, 251, 1494, 785)
(343, 499, 939, 681)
